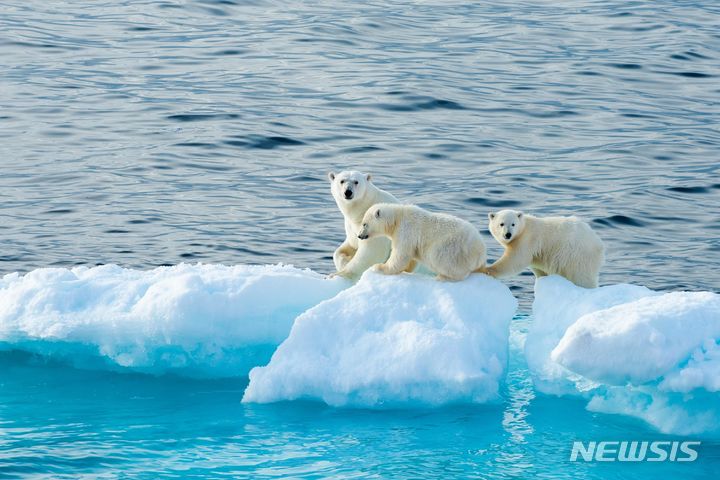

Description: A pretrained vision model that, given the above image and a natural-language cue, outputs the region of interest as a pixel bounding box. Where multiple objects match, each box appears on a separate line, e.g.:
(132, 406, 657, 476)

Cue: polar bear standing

(484, 209, 604, 288)
(357, 203, 487, 281)
(329, 171, 399, 278)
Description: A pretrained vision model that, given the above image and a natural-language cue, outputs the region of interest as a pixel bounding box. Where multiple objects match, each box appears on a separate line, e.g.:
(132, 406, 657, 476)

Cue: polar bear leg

(435, 272, 468, 282)
(567, 268, 599, 288)
(375, 249, 413, 275)
(404, 259, 417, 273)
(424, 241, 473, 282)
(335, 236, 391, 278)
(333, 241, 356, 271)
(531, 267, 548, 278)
(486, 249, 532, 279)
(567, 271, 597, 288)
(561, 244, 603, 288)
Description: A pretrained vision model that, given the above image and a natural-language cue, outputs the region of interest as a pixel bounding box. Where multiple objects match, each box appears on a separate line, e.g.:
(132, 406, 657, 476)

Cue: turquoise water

(1, 0, 720, 477)
(1, 317, 718, 478)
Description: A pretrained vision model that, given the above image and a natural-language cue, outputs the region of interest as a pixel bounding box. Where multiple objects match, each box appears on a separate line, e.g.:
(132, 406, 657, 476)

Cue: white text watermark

(570, 441, 701, 462)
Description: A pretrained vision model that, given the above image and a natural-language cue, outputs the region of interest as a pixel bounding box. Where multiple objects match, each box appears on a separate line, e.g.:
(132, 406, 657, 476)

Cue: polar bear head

(328, 170, 372, 204)
(357, 203, 395, 240)
(489, 209, 525, 245)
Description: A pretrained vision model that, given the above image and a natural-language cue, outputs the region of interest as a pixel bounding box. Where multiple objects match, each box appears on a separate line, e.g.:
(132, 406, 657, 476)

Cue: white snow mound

(0, 263, 346, 377)
(553, 291, 720, 386)
(243, 271, 517, 407)
(528, 275, 720, 435)
(526, 275, 656, 394)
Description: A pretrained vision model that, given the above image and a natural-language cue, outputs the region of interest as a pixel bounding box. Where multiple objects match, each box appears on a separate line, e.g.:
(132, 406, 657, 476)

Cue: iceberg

(243, 271, 517, 407)
(0, 263, 346, 377)
(527, 275, 720, 435)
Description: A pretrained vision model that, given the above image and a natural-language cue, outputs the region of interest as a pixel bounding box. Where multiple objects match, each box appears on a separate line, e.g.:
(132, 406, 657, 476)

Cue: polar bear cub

(358, 203, 487, 281)
(329, 171, 399, 279)
(484, 209, 604, 288)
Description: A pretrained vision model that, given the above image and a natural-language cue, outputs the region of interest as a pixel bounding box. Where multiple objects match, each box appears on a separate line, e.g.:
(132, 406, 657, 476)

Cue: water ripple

(0, 0, 717, 336)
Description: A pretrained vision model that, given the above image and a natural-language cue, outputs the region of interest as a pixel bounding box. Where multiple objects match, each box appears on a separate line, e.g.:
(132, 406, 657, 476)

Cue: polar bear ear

(488, 212, 495, 220)
(366, 174, 372, 182)
(328, 172, 336, 182)
(517, 212, 523, 219)
(375, 209, 381, 218)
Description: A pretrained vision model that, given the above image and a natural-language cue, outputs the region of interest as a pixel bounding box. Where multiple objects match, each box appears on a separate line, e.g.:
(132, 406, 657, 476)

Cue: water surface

(1, 0, 718, 297)
(1, 0, 719, 477)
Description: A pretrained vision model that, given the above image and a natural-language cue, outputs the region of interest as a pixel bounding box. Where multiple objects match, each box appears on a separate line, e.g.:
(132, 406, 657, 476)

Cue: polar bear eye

(354, 181, 358, 185)
(340, 180, 345, 184)
(500, 223, 504, 227)
(511, 223, 515, 227)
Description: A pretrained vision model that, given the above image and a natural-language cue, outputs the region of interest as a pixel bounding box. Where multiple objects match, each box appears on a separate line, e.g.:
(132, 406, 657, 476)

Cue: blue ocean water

(2, 317, 718, 479)
(1, 0, 719, 478)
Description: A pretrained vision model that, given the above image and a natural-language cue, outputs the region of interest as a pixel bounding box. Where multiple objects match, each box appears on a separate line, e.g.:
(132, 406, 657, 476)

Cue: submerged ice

(243, 271, 517, 407)
(0, 264, 346, 377)
(527, 276, 720, 435)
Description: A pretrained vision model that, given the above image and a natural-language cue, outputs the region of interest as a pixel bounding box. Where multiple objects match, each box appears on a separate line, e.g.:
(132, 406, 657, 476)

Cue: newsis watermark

(570, 441, 701, 462)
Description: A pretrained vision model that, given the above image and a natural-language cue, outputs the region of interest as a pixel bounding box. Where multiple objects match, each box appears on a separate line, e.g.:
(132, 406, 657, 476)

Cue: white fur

(358, 204, 487, 282)
(328, 171, 399, 279)
(485, 209, 604, 288)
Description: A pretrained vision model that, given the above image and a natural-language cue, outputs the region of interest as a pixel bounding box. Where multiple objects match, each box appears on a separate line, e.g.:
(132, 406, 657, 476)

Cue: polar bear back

(523, 215, 604, 285)
(376, 204, 487, 280)
(400, 207, 482, 250)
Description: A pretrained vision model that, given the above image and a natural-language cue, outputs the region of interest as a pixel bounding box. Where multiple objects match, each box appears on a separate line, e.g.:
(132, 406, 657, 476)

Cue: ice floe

(243, 271, 517, 407)
(0, 263, 346, 377)
(527, 275, 720, 435)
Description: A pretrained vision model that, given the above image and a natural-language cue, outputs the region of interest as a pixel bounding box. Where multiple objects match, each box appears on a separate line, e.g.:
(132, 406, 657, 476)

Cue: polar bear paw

(370, 263, 385, 273)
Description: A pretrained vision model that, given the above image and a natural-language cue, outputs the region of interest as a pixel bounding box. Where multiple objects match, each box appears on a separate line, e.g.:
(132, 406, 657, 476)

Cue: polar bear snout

(358, 223, 369, 240)
(344, 189, 354, 200)
(504, 232, 512, 240)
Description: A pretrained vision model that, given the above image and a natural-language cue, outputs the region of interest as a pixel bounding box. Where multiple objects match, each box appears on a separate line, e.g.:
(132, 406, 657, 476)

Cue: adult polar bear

(328, 170, 399, 279)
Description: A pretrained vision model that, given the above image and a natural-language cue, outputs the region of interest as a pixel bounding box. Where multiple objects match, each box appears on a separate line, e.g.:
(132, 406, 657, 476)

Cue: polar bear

(328, 171, 399, 279)
(357, 203, 487, 281)
(483, 209, 604, 288)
